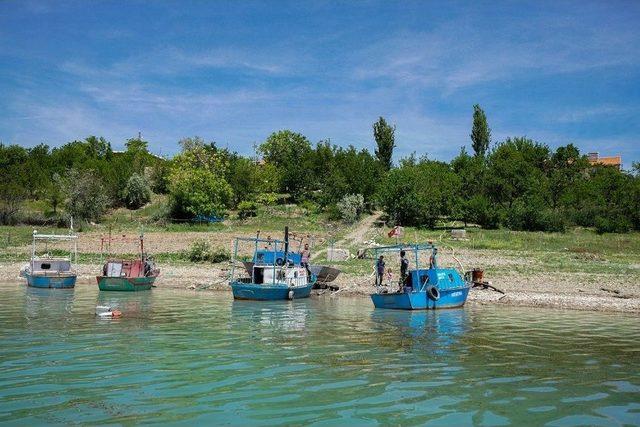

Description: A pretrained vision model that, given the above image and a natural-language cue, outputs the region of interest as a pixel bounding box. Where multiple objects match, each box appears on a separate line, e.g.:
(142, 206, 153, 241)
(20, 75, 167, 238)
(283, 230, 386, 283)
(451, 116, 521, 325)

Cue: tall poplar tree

(373, 117, 396, 171)
(470, 104, 491, 158)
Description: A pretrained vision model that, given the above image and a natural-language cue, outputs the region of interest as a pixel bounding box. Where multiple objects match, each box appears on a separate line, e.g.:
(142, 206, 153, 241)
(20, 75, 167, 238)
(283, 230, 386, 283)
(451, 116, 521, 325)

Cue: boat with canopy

(21, 228, 78, 289)
(369, 243, 471, 310)
(230, 227, 316, 300)
(96, 231, 159, 292)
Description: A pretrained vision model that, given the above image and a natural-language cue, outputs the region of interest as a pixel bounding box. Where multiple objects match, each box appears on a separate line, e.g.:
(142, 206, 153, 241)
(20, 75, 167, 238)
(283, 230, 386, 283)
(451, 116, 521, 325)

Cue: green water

(0, 284, 639, 426)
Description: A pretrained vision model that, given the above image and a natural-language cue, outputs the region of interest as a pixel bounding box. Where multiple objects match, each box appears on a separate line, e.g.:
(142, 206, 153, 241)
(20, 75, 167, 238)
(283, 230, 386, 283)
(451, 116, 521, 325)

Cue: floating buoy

(288, 289, 294, 300)
(96, 306, 122, 318)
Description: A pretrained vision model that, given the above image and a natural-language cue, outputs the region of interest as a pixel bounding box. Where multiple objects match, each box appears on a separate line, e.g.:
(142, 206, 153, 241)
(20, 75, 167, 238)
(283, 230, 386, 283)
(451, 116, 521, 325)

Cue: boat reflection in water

(231, 299, 310, 333)
(370, 307, 471, 354)
(25, 286, 75, 323)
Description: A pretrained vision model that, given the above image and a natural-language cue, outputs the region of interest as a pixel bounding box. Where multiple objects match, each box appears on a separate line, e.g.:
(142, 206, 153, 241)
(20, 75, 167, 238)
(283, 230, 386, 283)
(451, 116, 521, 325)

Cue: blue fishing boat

(369, 243, 471, 310)
(230, 227, 316, 300)
(20, 229, 78, 289)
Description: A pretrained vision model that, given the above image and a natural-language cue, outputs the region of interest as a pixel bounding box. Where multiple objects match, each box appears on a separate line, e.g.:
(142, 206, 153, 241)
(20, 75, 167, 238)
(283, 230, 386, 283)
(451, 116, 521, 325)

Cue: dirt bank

(2, 261, 638, 313)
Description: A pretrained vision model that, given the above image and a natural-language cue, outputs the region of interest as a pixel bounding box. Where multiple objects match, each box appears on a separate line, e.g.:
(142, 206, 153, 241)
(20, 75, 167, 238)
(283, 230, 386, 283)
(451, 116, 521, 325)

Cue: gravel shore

(3, 261, 638, 313)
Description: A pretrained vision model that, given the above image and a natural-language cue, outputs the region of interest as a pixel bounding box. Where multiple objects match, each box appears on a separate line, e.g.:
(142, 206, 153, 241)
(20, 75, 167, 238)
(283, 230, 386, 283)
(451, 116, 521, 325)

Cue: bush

(123, 173, 152, 209)
(255, 192, 281, 206)
(378, 160, 459, 228)
(237, 201, 258, 219)
(465, 195, 500, 229)
(168, 168, 233, 219)
(65, 169, 110, 222)
(337, 193, 364, 223)
(184, 239, 231, 263)
(594, 215, 632, 234)
(504, 199, 566, 232)
(150, 202, 171, 224)
(298, 199, 320, 214)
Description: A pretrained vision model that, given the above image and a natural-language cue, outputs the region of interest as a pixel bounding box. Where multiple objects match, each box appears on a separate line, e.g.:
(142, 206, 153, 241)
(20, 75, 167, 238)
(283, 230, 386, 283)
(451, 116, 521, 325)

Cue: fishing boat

(21, 229, 78, 289)
(230, 227, 316, 300)
(369, 243, 471, 310)
(96, 232, 159, 292)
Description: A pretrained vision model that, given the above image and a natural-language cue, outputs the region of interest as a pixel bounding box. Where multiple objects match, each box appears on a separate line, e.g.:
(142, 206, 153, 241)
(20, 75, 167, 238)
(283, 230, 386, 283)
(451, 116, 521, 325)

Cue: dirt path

(337, 211, 382, 246)
(310, 212, 381, 261)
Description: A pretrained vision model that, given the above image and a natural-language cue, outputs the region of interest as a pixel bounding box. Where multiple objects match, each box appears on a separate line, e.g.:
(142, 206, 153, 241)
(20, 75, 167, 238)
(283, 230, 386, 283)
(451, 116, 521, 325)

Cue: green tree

(259, 130, 313, 200)
(451, 147, 486, 224)
(470, 104, 491, 158)
(167, 140, 233, 218)
(373, 117, 396, 170)
(0, 144, 29, 224)
(64, 169, 109, 222)
(378, 158, 459, 227)
(485, 137, 550, 209)
(168, 168, 233, 218)
(123, 173, 152, 209)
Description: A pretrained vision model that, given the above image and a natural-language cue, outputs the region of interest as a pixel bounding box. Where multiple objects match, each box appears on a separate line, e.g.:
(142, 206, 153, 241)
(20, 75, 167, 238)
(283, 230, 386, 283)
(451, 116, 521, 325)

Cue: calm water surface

(0, 283, 639, 426)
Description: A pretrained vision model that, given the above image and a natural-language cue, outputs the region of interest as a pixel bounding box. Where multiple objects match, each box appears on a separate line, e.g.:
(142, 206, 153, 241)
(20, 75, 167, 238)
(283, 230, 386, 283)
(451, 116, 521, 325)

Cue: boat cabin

(102, 259, 155, 278)
(404, 268, 466, 292)
(30, 258, 72, 275)
(250, 264, 309, 287)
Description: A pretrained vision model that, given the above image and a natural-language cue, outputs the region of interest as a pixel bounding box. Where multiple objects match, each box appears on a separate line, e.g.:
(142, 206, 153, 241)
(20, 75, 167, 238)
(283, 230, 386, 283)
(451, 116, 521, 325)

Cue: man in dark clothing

(400, 250, 410, 292)
(375, 255, 385, 287)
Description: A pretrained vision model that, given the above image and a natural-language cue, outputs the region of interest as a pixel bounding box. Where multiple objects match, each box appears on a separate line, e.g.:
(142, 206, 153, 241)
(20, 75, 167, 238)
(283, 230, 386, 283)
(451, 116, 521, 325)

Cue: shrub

(337, 193, 364, 223)
(237, 201, 258, 219)
(65, 169, 110, 222)
(504, 199, 566, 232)
(184, 239, 231, 263)
(123, 173, 152, 209)
(298, 199, 320, 214)
(594, 215, 632, 234)
(465, 195, 500, 229)
(168, 168, 233, 219)
(255, 192, 281, 206)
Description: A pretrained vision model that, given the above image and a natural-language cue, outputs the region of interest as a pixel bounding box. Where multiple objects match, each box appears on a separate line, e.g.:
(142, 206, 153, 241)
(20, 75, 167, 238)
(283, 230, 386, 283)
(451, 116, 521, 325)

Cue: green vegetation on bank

(1, 106, 639, 234)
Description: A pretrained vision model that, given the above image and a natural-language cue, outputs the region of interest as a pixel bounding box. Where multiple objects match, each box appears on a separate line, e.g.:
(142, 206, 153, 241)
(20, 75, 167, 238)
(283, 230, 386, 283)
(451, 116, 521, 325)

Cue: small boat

(308, 265, 341, 284)
(96, 232, 159, 292)
(370, 243, 471, 310)
(22, 229, 78, 289)
(230, 227, 316, 300)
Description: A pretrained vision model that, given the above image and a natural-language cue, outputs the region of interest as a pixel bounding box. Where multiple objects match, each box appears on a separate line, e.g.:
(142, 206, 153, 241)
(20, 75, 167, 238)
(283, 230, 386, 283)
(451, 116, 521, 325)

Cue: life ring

(427, 285, 440, 301)
(276, 257, 285, 266)
(288, 289, 294, 300)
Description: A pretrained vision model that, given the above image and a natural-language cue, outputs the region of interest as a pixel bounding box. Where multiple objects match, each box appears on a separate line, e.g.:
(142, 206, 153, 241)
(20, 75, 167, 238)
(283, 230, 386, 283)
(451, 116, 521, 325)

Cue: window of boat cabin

(41, 263, 51, 270)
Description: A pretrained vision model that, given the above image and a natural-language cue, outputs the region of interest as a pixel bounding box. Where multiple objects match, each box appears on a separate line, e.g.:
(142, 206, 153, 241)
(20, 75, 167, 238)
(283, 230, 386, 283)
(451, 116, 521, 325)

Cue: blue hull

(371, 286, 470, 310)
(231, 282, 313, 300)
(26, 274, 76, 289)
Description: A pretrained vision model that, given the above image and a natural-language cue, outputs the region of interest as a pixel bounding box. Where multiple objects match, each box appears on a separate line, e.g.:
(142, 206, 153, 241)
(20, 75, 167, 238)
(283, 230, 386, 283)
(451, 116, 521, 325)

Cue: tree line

(1, 105, 639, 233)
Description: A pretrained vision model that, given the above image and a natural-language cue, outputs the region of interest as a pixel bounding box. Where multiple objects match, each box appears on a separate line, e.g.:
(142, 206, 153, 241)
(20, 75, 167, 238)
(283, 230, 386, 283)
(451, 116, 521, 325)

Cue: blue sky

(1, 0, 639, 164)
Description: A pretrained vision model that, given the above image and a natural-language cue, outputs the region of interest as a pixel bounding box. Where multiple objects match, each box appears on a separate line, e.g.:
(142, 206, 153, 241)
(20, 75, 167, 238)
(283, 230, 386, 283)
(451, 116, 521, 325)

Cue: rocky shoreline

(2, 261, 638, 313)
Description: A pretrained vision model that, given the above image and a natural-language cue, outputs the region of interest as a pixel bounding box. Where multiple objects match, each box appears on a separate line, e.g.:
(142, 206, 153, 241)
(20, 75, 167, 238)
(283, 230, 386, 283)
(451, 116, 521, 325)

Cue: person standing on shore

(300, 243, 311, 276)
(399, 250, 410, 292)
(375, 255, 385, 287)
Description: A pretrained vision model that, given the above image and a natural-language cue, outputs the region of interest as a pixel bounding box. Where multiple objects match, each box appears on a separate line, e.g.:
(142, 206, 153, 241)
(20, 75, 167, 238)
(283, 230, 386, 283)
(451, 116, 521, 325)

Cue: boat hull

(371, 286, 470, 310)
(96, 276, 157, 292)
(231, 281, 313, 300)
(26, 273, 76, 289)
(308, 265, 341, 283)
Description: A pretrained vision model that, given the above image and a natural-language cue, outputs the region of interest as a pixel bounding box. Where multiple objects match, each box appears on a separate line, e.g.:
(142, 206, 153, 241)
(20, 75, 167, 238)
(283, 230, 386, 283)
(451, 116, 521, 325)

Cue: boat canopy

(31, 229, 78, 264)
